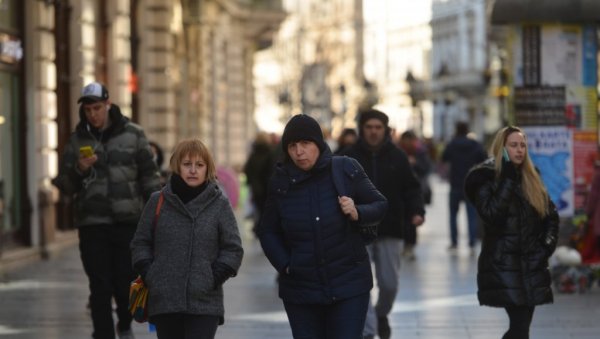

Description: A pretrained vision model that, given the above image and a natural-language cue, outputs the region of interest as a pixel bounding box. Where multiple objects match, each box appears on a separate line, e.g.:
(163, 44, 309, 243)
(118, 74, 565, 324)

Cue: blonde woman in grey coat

(131, 138, 243, 339)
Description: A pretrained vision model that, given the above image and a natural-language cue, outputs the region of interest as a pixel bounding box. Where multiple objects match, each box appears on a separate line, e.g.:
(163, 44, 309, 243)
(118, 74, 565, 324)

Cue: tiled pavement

(0, 176, 599, 338)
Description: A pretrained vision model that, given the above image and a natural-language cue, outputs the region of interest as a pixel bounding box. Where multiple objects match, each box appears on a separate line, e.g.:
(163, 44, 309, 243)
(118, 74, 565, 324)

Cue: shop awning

(490, 0, 600, 24)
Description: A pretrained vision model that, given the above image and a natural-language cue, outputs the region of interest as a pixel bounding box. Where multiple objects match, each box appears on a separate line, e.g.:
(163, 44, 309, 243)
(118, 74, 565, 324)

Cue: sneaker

(402, 246, 416, 261)
(377, 316, 391, 339)
(117, 329, 135, 339)
(447, 244, 458, 255)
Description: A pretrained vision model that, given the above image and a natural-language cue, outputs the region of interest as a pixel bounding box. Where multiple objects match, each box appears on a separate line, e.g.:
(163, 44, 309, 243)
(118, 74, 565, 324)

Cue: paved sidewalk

(0, 176, 598, 338)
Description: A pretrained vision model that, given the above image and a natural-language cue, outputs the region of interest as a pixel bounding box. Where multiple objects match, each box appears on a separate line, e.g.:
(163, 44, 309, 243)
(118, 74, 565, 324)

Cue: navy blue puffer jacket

(258, 149, 387, 304)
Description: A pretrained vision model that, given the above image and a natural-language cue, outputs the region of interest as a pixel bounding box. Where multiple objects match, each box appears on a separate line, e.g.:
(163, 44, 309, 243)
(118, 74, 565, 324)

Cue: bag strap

(152, 191, 165, 238)
(331, 156, 348, 197)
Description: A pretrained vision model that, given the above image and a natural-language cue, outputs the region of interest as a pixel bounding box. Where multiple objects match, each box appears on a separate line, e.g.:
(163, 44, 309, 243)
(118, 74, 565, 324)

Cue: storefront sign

(0, 33, 23, 64)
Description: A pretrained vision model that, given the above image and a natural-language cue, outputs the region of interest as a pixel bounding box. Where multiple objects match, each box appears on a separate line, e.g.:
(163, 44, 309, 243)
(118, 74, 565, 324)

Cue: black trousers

(79, 224, 137, 339)
(404, 223, 417, 245)
(150, 313, 220, 339)
(503, 306, 535, 339)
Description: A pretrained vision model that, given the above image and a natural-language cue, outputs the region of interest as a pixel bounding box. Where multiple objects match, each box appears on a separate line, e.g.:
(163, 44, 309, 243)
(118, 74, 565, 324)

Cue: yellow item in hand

(79, 146, 94, 158)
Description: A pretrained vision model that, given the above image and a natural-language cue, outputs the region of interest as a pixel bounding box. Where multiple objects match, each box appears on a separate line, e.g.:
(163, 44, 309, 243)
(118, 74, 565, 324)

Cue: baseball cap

(77, 82, 109, 103)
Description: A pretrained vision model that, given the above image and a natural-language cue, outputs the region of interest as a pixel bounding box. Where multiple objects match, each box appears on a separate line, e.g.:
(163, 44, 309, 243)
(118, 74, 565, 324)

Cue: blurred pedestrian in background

(343, 109, 424, 339)
(149, 141, 169, 186)
(258, 114, 387, 339)
(243, 131, 276, 235)
(441, 121, 487, 254)
(583, 158, 600, 263)
(131, 138, 243, 339)
(333, 127, 358, 155)
(52, 82, 161, 339)
(398, 130, 433, 260)
(465, 126, 558, 339)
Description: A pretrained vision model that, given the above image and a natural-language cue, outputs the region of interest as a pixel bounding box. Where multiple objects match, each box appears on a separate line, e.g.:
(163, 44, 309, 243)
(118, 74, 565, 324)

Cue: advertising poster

(565, 86, 598, 129)
(523, 127, 574, 217)
(540, 25, 582, 86)
(572, 131, 598, 212)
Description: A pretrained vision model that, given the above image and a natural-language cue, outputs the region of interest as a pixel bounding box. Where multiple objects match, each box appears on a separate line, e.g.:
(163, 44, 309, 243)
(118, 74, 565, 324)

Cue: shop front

(0, 0, 27, 251)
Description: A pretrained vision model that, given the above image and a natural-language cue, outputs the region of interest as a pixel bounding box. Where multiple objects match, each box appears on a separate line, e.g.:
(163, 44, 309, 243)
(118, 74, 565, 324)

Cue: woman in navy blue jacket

(257, 114, 387, 339)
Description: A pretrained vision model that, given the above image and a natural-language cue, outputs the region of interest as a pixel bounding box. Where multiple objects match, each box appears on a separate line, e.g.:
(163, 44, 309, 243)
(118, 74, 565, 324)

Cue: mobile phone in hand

(79, 146, 94, 158)
(502, 147, 510, 162)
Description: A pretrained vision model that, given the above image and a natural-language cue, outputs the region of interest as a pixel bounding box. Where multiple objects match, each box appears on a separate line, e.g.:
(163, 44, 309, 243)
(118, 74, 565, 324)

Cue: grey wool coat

(130, 180, 243, 319)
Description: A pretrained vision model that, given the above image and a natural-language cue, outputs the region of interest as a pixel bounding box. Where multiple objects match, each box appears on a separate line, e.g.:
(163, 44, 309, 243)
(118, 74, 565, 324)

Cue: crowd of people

(52, 81, 600, 339)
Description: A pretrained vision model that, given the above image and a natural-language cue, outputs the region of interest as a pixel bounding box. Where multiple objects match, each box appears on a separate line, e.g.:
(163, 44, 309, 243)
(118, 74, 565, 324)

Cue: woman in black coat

(257, 114, 387, 339)
(464, 126, 559, 339)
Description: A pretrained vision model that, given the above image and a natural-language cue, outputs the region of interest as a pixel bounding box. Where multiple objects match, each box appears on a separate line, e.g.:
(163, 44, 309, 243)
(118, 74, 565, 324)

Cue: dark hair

(338, 128, 357, 143)
(149, 141, 164, 168)
(455, 122, 469, 136)
(400, 130, 417, 141)
(358, 109, 391, 137)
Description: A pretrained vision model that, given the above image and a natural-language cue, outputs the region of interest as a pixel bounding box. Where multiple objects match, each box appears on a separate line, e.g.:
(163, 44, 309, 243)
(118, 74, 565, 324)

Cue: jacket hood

(355, 137, 396, 156)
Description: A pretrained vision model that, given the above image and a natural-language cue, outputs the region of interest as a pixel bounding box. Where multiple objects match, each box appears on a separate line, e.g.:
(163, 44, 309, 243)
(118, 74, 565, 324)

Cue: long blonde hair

(490, 126, 549, 216)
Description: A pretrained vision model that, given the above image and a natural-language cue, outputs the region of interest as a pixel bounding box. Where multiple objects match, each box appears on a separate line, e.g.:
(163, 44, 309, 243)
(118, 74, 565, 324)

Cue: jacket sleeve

(136, 131, 161, 201)
(412, 151, 432, 178)
(52, 139, 88, 195)
(256, 179, 290, 274)
(215, 198, 244, 273)
(541, 199, 559, 251)
(470, 176, 515, 227)
(348, 158, 388, 227)
(130, 191, 161, 266)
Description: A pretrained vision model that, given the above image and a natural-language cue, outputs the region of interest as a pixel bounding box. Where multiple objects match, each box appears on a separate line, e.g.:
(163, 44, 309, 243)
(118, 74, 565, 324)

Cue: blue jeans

(449, 189, 479, 247)
(283, 292, 370, 339)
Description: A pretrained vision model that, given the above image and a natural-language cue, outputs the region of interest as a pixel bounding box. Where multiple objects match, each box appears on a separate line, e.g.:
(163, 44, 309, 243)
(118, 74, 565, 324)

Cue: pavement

(0, 175, 599, 338)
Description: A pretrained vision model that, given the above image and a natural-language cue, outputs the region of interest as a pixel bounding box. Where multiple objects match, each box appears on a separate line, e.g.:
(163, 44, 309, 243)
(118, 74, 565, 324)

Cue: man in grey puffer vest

(53, 82, 161, 339)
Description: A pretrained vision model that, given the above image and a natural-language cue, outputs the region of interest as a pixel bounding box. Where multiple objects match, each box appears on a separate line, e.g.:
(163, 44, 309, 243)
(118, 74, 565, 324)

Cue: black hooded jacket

(343, 138, 424, 238)
(465, 159, 559, 307)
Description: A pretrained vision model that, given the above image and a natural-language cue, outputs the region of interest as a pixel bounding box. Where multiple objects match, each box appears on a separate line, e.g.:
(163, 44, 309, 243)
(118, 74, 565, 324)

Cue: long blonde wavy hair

(490, 126, 549, 216)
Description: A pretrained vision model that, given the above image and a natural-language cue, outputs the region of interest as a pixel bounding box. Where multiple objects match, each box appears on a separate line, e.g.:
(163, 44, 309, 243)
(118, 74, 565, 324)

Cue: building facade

(429, 0, 488, 142)
(255, 0, 367, 138)
(0, 0, 283, 260)
(363, 0, 433, 137)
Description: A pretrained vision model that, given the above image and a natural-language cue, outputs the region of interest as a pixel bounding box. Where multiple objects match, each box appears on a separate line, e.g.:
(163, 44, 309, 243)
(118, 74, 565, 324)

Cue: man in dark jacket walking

(441, 122, 487, 254)
(53, 82, 161, 339)
(343, 109, 425, 339)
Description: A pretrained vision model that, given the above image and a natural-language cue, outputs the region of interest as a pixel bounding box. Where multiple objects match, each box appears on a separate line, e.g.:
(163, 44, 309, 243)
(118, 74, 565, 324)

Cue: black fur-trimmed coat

(464, 159, 559, 307)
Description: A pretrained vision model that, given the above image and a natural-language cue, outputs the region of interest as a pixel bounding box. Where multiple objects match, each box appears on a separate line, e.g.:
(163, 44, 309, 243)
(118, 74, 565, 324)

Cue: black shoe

(378, 316, 391, 339)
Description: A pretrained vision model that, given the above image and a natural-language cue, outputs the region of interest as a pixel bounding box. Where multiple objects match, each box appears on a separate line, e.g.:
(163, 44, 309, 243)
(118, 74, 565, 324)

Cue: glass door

(0, 71, 19, 237)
